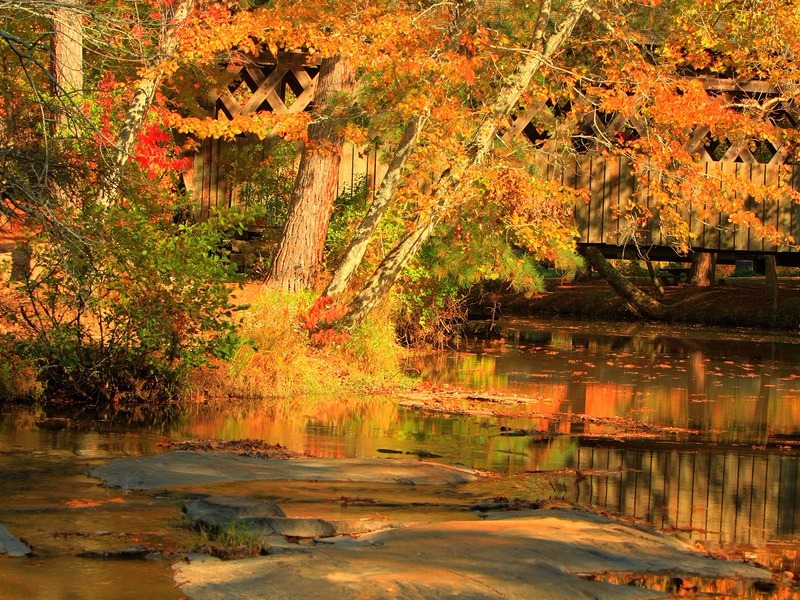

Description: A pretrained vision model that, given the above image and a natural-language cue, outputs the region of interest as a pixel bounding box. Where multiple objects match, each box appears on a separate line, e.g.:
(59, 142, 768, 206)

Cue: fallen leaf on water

(66, 499, 103, 509)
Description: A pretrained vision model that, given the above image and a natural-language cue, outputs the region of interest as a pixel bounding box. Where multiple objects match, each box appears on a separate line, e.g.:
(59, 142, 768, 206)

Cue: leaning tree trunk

(645, 258, 665, 297)
(689, 251, 716, 287)
(267, 56, 356, 293)
(339, 0, 590, 328)
(583, 247, 666, 319)
(324, 115, 426, 296)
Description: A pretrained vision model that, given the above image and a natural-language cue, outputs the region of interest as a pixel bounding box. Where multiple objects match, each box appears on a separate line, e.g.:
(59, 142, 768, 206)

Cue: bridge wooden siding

(183, 51, 799, 258)
(537, 154, 800, 255)
(188, 144, 800, 257)
(185, 139, 388, 219)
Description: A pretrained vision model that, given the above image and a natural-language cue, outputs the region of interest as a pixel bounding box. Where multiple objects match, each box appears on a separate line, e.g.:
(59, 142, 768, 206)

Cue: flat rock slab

(175, 509, 773, 600)
(0, 523, 31, 557)
(184, 495, 402, 540)
(90, 451, 477, 490)
(184, 495, 287, 526)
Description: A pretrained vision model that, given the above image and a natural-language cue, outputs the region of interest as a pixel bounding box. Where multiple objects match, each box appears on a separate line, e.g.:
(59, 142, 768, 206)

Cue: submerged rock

(0, 523, 31, 557)
(90, 451, 478, 490)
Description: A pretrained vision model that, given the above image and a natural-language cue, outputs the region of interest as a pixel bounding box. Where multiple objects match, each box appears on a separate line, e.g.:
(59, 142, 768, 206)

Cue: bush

(0, 205, 243, 403)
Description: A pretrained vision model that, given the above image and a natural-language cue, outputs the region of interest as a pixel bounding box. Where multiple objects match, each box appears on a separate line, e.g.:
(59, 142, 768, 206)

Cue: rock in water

(0, 523, 31, 557)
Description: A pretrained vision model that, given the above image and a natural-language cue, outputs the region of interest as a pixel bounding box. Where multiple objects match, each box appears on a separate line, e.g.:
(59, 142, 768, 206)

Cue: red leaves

(301, 296, 350, 347)
(133, 123, 191, 177)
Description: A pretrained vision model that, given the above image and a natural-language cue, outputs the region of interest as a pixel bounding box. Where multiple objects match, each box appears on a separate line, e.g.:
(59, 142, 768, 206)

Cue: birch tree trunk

(267, 56, 356, 292)
(97, 0, 194, 206)
(324, 115, 426, 296)
(340, 0, 590, 328)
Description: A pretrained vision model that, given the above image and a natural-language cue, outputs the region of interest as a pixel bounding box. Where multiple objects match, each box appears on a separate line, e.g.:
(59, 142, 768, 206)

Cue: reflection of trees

(412, 323, 800, 441)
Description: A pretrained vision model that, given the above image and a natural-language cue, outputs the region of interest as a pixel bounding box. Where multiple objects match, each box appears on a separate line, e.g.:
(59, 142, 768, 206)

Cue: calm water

(2, 317, 800, 597)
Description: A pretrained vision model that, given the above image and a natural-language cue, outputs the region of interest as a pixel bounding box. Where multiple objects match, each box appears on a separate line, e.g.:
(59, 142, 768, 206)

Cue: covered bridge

(182, 52, 800, 265)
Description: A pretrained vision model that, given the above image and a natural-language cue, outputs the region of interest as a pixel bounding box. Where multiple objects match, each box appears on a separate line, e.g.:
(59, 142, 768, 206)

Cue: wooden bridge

(537, 154, 800, 265)
(182, 51, 800, 264)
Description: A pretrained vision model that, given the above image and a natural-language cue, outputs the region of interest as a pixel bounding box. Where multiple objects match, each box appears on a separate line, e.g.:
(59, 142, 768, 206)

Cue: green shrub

(1, 204, 243, 403)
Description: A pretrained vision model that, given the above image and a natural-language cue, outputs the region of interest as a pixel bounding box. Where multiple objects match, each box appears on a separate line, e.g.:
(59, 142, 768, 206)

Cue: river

(1, 317, 799, 597)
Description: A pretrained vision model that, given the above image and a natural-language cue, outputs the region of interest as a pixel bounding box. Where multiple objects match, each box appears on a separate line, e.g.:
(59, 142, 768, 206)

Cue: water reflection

(414, 319, 800, 444)
(3, 317, 800, 592)
(411, 318, 800, 558)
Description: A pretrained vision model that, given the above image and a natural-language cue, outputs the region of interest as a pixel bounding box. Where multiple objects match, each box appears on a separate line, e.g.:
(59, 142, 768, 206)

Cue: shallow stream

(1, 317, 800, 598)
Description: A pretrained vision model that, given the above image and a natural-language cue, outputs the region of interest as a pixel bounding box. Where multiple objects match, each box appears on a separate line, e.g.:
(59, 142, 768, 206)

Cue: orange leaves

(165, 111, 311, 141)
(65, 497, 126, 509)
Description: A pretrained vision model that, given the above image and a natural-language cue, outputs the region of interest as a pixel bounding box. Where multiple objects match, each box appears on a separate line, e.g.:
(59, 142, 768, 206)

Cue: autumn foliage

(1, 0, 799, 400)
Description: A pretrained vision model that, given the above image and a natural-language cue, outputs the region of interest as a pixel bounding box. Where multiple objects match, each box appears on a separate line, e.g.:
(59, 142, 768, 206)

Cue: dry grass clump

(186, 285, 412, 400)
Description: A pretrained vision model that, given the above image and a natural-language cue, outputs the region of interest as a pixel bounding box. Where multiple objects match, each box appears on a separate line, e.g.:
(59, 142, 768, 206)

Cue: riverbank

(475, 277, 800, 329)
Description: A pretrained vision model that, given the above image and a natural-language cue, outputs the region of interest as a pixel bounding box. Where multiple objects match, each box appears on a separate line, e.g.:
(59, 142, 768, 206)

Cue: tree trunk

(52, 3, 83, 98)
(339, 0, 590, 327)
(340, 217, 436, 328)
(97, 0, 194, 206)
(765, 254, 778, 327)
(324, 115, 426, 296)
(645, 258, 665, 297)
(267, 56, 356, 293)
(689, 251, 716, 287)
(583, 247, 666, 319)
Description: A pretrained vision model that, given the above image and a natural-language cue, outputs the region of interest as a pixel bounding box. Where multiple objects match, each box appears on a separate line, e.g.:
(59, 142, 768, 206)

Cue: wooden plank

(719, 162, 736, 251)
(604, 156, 620, 245)
(277, 51, 315, 70)
(763, 164, 780, 252)
(244, 64, 267, 88)
(286, 73, 317, 113)
(209, 62, 247, 106)
(549, 154, 564, 187)
(291, 67, 314, 88)
(685, 125, 710, 156)
(750, 164, 767, 252)
(643, 161, 661, 246)
(338, 142, 356, 197)
(690, 75, 778, 94)
(501, 101, 549, 145)
(588, 155, 606, 244)
(617, 155, 634, 245)
(790, 165, 800, 252)
(240, 66, 289, 115)
(734, 163, 752, 250)
(689, 165, 707, 247)
(532, 152, 550, 178)
(210, 138, 221, 211)
(704, 161, 722, 251)
(216, 89, 241, 118)
(201, 139, 213, 220)
(575, 156, 592, 243)
(776, 164, 793, 252)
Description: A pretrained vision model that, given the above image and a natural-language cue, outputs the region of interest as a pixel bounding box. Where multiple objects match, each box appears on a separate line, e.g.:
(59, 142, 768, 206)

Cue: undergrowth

(186, 286, 413, 401)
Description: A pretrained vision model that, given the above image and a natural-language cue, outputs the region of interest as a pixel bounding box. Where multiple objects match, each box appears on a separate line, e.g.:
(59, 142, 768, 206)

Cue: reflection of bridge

(560, 439, 800, 552)
(185, 54, 799, 262)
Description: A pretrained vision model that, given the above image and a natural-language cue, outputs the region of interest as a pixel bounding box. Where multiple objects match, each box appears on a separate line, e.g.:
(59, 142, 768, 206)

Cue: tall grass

(186, 285, 413, 400)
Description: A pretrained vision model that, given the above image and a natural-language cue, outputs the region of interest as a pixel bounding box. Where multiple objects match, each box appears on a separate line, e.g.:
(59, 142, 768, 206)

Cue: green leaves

(4, 201, 243, 403)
